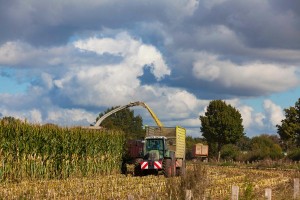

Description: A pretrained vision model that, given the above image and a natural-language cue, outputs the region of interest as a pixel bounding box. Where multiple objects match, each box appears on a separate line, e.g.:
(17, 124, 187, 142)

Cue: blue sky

(0, 0, 299, 138)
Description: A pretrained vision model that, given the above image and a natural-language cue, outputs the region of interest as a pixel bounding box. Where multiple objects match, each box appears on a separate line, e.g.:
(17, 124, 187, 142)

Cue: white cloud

(0, 104, 42, 124)
(193, 60, 220, 81)
(56, 32, 170, 107)
(0, 41, 31, 65)
(46, 108, 95, 125)
(133, 86, 209, 121)
(254, 113, 265, 128)
(1, 0, 299, 139)
(0, 41, 74, 67)
(41, 73, 54, 89)
(0, 33, 193, 128)
(192, 52, 299, 93)
(0, 33, 171, 109)
(29, 109, 42, 123)
(73, 32, 170, 80)
(222, 99, 283, 135)
(263, 99, 284, 127)
(237, 105, 253, 129)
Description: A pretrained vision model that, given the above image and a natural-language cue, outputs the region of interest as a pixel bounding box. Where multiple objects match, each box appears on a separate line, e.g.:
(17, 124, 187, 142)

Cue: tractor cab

(143, 136, 167, 161)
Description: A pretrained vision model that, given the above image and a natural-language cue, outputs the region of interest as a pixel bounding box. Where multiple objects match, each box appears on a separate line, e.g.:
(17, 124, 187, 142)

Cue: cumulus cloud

(0, 0, 299, 137)
(0, 33, 193, 128)
(29, 109, 42, 123)
(237, 105, 253, 129)
(52, 32, 171, 107)
(222, 99, 285, 136)
(74, 32, 170, 80)
(254, 113, 265, 128)
(46, 108, 96, 125)
(263, 99, 284, 127)
(192, 52, 299, 95)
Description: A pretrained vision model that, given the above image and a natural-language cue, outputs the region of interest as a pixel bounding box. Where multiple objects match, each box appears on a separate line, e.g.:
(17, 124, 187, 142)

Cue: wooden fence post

(294, 178, 299, 199)
(265, 188, 272, 200)
(185, 190, 192, 200)
(232, 185, 239, 200)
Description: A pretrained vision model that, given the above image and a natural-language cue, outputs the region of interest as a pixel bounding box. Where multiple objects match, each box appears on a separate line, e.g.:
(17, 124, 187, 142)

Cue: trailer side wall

(175, 126, 185, 159)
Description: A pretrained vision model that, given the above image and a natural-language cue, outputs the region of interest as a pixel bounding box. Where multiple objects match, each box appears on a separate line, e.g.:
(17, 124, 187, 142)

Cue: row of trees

(96, 98, 300, 161)
(199, 99, 300, 161)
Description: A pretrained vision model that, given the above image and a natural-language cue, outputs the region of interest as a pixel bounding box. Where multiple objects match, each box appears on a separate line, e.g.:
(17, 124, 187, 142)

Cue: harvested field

(1, 165, 299, 199)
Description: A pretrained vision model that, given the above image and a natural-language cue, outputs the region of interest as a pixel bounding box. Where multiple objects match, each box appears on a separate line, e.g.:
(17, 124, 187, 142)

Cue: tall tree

(200, 100, 244, 160)
(277, 98, 300, 149)
(96, 106, 145, 140)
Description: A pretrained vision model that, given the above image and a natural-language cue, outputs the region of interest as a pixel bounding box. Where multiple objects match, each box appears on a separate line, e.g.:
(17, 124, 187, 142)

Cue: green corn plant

(0, 119, 125, 182)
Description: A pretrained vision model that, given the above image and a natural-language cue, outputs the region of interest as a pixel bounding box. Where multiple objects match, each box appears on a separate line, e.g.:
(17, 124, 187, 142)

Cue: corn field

(1, 118, 300, 199)
(0, 119, 125, 182)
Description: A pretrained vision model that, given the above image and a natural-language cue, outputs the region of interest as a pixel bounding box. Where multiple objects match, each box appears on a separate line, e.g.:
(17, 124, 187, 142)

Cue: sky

(0, 0, 300, 138)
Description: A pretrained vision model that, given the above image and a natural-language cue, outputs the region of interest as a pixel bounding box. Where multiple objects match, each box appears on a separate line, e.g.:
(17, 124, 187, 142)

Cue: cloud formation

(192, 52, 299, 95)
(0, 0, 299, 137)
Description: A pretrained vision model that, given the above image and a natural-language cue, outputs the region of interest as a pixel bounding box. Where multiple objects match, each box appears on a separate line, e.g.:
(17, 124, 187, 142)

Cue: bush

(247, 135, 283, 161)
(287, 148, 300, 161)
(220, 144, 240, 161)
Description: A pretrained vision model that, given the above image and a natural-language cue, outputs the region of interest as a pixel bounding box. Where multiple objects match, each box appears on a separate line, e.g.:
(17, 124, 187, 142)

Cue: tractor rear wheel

(134, 159, 142, 176)
(163, 158, 172, 178)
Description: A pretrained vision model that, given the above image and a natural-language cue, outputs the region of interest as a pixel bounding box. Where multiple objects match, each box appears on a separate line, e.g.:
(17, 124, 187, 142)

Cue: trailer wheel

(163, 158, 172, 178)
(180, 161, 186, 177)
(121, 160, 127, 175)
(171, 158, 176, 177)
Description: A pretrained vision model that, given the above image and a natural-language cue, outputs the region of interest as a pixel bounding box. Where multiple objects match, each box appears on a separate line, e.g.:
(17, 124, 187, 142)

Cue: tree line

(3, 98, 298, 162)
(199, 98, 300, 162)
(95, 98, 300, 162)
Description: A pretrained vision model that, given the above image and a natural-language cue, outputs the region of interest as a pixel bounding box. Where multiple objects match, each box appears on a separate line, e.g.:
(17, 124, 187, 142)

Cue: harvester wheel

(163, 158, 172, 178)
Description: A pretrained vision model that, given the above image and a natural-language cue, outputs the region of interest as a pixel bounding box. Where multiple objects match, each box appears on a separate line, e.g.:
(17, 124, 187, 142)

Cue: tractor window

(146, 139, 163, 151)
